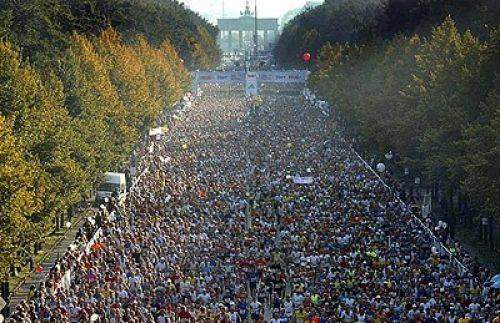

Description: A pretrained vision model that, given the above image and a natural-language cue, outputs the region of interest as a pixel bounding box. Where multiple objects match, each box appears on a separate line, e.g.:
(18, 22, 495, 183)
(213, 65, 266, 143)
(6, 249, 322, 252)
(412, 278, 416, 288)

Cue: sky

(179, 0, 323, 24)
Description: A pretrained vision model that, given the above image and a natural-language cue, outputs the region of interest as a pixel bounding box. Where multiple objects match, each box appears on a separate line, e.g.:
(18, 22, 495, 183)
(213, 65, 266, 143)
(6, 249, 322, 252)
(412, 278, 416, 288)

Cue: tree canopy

(275, 0, 497, 68)
(0, 0, 220, 69)
(306, 15, 499, 225)
(0, 0, 206, 278)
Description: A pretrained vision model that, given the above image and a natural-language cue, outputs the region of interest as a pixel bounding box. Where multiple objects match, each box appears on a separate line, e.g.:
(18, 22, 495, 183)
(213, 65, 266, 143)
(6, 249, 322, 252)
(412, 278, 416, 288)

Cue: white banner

(258, 70, 309, 83)
(61, 269, 71, 290)
(196, 71, 245, 84)
(293, 176, 314, 184)
(149, 127, 165, 137)
(194, 70, 309, 86)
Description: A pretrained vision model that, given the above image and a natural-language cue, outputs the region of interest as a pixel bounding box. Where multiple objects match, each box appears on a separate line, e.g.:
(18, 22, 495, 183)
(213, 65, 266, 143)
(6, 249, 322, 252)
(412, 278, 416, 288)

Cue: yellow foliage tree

(95, 29, 154, 130)
(133, 36, 187, 114)
(58, 34, 136, 177)
(0, 116, 43, 278)
(0, 41, 86, 249)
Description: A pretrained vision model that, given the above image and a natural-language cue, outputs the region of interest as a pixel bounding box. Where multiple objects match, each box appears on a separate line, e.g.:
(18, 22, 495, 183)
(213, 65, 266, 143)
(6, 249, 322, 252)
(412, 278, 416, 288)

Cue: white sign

(196, 71, 245, 84)
(245, 72, 259, 96)
(0, 296, 6, 311)
(258, 70, 309, 83)
(61, 270, 72, 290)
(422, 193, 432, 218)
(148, 127, 164, 137)
(293, 176, 314, 184)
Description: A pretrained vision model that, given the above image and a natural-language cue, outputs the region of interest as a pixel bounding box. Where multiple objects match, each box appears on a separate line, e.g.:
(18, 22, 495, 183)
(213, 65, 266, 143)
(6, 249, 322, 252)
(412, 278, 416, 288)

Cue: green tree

(409, 18, 483, 193)
(95, 28, 154, 131)
(461, 29, 500, 218)
(305, 16, 499, 228)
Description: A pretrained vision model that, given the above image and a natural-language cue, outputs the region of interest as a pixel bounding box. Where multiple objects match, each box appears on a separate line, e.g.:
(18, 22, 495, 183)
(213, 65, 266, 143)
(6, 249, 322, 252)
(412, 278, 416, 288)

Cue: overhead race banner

(258, 70, 309, 83)
(196, 71, 245, 84)
(194, 70, 309, 86)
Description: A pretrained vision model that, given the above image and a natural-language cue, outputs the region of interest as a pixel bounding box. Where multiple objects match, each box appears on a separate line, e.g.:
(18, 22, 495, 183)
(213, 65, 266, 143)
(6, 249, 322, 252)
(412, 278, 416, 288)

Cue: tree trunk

(488, 215, 494, 250)
(464, 200, 473, 228)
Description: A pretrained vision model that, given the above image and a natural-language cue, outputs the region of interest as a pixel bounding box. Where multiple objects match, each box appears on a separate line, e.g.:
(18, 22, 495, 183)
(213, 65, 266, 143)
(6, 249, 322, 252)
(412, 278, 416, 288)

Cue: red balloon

(303, 52, 311, 62)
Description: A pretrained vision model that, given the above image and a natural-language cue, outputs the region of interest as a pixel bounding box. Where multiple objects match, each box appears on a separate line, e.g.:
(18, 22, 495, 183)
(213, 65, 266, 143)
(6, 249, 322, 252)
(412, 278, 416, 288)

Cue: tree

(133, 36, 186, 113)
(0, 116, 42, 278)
(57, 34, 135, 184)
(462, 86, 499, 218)
(304, 15, 499, 230)
(0, 0, 221, 70)
(0, 0, 201, 276)
(0, 41, 84, 229)
(95, 28, 154, 131)
(461, 29, 500, 219)
(409, 18, 483, 192)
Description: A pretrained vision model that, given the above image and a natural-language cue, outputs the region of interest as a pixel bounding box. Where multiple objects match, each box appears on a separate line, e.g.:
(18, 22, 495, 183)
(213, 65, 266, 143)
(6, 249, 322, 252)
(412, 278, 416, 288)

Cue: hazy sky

(180, 0, 323, 23)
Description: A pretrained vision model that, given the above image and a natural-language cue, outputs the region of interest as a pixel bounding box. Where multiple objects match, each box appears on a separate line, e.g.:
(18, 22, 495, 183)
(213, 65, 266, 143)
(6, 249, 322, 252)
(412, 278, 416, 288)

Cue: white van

(96, 172, 126, 205)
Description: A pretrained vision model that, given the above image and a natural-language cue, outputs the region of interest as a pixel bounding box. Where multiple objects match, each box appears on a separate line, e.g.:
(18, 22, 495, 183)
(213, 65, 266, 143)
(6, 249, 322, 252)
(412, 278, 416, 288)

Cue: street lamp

(414, 176, 421, 201)
(383, 151, 394, 178)
(376, 163, 386, 173)
(401, 167, 410, 202)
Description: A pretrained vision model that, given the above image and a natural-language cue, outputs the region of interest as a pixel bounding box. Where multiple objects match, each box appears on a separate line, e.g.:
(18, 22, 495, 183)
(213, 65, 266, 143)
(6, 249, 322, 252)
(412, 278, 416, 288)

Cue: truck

(96, 172, 127, 205)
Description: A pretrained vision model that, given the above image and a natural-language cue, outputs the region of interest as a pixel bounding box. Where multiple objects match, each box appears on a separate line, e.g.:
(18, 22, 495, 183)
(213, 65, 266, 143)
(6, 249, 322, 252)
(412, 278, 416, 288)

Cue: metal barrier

(304, 88, 469, 275)
(351, 149, 469, 274)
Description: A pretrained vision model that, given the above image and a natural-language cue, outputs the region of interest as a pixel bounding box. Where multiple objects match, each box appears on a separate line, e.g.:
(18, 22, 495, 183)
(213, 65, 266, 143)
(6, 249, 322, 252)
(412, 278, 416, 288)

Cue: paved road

(8, 208, 90, 313)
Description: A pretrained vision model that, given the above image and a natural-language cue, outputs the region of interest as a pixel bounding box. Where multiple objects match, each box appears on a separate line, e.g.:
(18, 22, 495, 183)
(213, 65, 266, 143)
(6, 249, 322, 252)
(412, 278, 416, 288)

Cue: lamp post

(402, 167, 410, 202)
(384, 151, 393, 176)
(414, 176, 421, 202)
(376, 163, 386, 173)
(254, 0, 258, 62)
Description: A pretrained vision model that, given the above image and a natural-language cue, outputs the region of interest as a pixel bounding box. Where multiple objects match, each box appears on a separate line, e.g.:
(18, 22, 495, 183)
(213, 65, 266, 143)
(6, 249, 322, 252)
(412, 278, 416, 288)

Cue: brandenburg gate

(217, 1, 279, 54)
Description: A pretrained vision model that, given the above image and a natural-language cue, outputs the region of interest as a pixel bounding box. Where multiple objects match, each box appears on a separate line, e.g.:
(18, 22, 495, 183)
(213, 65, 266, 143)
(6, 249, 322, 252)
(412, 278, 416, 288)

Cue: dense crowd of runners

(8, 86, 499, 322)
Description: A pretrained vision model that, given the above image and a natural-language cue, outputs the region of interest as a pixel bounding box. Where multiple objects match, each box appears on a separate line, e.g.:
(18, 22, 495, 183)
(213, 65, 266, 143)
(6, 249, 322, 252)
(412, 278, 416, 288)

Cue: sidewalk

(7, 208, 92, 313)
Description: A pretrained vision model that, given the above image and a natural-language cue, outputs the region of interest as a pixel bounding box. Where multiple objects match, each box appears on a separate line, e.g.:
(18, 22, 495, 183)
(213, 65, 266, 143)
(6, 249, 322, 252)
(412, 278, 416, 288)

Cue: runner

(9, 86, 498, 322)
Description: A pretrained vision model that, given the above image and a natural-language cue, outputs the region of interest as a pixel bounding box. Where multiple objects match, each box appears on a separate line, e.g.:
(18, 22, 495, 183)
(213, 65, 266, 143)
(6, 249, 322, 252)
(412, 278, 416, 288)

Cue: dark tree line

(0, 0, 220, 279)
(275, 0, 498, 69)
(275, 0, 499, 249)
(0, 0, 221, 69)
